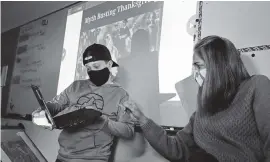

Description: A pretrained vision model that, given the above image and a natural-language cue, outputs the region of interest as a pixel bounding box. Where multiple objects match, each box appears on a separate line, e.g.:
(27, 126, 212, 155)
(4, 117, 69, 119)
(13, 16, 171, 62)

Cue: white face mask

(194, 68, 206, 87)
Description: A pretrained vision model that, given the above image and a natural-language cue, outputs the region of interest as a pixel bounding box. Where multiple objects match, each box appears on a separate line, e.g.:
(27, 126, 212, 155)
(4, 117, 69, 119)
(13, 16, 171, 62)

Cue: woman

(123, 35, 270, 162)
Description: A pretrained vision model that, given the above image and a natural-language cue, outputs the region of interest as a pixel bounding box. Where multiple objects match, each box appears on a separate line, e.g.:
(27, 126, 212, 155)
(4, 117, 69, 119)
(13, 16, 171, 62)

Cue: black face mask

(88, 68, 110, 86)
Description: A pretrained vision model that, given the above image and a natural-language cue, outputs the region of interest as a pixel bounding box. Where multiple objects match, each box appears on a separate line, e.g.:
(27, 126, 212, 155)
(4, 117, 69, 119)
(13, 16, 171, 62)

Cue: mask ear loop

(194, 70, 199, 80)
(193, 65, 200, 80)
(193, 66, 206, 86)
(198, 71, 205, 81)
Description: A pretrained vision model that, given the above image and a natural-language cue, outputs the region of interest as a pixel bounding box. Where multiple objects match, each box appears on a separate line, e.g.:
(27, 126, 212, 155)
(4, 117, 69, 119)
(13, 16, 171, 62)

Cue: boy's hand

(100, 115, 109, 122)
(32, 110, 53, 130)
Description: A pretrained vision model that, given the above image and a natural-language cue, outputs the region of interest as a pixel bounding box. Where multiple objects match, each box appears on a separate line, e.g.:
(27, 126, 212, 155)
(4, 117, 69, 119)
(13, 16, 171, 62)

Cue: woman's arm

(253, 75, 270, 160)
(140, 113, 197, 161)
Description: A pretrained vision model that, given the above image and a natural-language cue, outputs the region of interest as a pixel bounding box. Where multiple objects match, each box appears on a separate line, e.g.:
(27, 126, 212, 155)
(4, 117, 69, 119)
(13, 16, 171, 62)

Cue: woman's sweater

(141, 75, 270, 162)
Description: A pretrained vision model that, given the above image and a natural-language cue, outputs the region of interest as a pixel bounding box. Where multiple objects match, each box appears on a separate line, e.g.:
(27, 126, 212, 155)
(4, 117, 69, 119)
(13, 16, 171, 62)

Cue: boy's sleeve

(103, 91, 135, 139)
(117, 92, 134, 123)
(32, 81, 75, 117)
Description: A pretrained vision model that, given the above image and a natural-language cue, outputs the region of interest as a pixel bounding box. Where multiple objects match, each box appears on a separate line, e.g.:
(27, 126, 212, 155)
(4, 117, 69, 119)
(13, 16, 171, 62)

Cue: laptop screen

(31, 85, 55, 127)
(31, 85, 46, 107)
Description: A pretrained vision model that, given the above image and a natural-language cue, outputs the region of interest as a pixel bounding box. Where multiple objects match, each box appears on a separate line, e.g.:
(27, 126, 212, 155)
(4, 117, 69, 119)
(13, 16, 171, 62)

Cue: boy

(32, 44, 134, 162)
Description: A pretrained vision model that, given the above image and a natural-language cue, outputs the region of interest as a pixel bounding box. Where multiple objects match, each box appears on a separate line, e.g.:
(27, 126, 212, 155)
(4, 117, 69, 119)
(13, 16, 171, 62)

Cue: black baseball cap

(82, 43, 119, 67)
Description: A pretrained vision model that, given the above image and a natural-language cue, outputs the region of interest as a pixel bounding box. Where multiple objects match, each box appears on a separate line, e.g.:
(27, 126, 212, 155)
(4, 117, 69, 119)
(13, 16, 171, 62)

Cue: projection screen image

(58, 1, 197, 126)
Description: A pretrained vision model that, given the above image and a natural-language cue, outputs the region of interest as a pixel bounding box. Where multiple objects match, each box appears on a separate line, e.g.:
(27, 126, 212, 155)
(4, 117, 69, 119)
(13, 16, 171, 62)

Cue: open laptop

(31, 85, 102, 129)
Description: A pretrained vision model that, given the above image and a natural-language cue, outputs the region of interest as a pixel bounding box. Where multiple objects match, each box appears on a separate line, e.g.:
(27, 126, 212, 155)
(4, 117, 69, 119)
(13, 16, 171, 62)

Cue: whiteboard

(201, 1, 270, 48)
(201, 1, 270, 79)
(7, 9, 68, 115)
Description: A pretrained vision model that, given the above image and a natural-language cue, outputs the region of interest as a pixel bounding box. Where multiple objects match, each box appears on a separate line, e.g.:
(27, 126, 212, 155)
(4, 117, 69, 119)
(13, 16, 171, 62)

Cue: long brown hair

(194, 36, 250, 114)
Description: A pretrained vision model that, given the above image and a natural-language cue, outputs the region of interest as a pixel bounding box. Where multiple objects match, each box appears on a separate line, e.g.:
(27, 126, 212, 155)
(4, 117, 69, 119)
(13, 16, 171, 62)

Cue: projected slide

(76, 5, 162, 81)
(59, 1, 198, 126)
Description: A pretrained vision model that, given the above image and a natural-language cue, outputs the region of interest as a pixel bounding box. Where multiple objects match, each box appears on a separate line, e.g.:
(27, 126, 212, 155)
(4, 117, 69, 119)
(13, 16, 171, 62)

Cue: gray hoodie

(34, 80, 134, 162)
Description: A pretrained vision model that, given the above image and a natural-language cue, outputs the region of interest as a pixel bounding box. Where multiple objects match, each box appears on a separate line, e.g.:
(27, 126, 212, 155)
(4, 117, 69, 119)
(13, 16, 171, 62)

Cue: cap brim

(112, 61, 119, 67)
